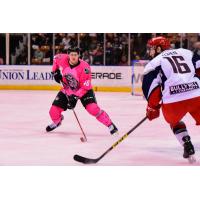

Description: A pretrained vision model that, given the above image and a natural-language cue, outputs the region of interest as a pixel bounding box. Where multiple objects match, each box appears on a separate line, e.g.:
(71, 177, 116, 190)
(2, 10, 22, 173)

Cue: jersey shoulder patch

(80, 59, 91, 74)
(84, 67, 90, 74)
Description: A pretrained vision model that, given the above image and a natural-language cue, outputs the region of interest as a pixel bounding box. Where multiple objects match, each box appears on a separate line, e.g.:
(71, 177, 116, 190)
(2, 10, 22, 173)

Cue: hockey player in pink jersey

(46, 47, 118, 135)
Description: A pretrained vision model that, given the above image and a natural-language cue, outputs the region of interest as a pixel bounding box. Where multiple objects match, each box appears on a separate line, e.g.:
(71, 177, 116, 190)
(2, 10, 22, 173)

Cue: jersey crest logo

(64, 74, 79, 91)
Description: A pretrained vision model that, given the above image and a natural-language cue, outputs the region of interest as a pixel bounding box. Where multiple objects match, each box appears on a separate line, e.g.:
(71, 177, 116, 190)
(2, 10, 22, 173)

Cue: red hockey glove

(146, 105, 160, 121)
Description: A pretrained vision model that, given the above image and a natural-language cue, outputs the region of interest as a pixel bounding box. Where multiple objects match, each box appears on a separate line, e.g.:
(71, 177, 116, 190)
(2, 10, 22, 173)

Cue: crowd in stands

(54, 33, 78, 54)
(0, 34, 28, 65)
(0, 34, 6, 64)
(105, 33, 128, 65)
(80, 33, 104, 65)
(0, 33, 200, 66)
(131, 33, 200, 60)
(31, 33, 53, 65)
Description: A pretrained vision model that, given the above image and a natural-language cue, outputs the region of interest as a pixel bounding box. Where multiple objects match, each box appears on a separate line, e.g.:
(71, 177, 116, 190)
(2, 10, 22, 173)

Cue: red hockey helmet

(147, 36, 171, 50)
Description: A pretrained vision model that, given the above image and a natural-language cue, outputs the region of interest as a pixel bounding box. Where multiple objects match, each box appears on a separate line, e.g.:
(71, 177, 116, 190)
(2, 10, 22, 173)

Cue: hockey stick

(74, 116, 147, 164)
(72, 109, 87, 142)
(61, 81, 87, 142)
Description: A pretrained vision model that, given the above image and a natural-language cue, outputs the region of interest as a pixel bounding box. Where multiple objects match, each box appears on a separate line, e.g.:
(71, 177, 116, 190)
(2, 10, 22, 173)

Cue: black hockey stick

(61, 81, 87, 142)
(74, 116, 147, 164)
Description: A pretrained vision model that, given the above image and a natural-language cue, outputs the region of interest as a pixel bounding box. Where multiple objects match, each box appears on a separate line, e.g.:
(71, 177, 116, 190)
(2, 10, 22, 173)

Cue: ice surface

(0, 90, 200, 166)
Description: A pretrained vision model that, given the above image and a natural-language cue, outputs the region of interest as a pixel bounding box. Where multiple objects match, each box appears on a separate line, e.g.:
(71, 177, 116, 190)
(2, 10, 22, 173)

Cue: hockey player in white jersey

(142, 36, 200, 162)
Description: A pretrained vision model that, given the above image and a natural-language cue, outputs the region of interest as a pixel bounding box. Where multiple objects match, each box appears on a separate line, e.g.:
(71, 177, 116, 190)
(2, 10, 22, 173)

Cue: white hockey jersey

(142, 48, 200, 104)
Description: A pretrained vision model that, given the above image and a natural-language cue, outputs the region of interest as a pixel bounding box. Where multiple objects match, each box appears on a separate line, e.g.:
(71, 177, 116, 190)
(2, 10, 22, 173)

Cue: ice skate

(183, 136, 196, 163)
(46, 115, 64, 132)
(109, 123, 118, 135)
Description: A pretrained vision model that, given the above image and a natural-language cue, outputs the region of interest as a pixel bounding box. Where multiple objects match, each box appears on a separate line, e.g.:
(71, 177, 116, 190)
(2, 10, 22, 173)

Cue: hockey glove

(67, 94, 79, 109)
(52, 69, 62, 84)
(146, 104, 161, 121)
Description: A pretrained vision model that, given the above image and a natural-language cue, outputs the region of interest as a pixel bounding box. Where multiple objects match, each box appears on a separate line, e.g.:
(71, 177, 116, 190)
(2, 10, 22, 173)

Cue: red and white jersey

(142, 48, 200, 104)
(52, 54, 92, 98)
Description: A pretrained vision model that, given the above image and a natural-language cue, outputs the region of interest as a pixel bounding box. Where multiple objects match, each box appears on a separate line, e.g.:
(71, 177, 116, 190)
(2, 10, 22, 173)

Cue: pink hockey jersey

(52, 54, 92, 98)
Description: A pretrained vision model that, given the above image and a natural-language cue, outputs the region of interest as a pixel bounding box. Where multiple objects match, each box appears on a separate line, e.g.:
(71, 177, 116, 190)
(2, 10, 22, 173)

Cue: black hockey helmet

(67, 46, 80, 54)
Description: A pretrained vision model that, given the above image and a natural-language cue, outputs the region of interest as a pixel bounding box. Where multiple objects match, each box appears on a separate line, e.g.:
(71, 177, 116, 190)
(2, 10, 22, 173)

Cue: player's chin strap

(61, 81, 88, 142)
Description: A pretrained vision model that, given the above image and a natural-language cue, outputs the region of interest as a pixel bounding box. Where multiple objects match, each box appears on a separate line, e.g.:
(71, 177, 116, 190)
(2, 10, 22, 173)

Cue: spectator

(105, 42, 113, 65)
(68, 34, 78, 47)
(31, 33, 53, 64)
(198, 34, 200, 41)
(112, 36, 123, 64)
(44, 47, 52, 64)
(96, 33, 104, 42)
(16, 45, 27, 65)
(105, 34, 129, 65)
(61, 35, 71, 50)
(80, 33, 91, 51)
(55, 34, 77, 51)
(34, 47, 44, 60)
(82, 50, 91, 64)
(106, 33, 114, 43)
(37, 33, 46, 46)
(0, 34, 6, 64)
(192, 41, 200, 67)
(80, 33, 104, 65)
(9, 34, 28, 65)
(0, 57, 3, 65)
(32, 34, 44, 46)
(92, 44, 103, 65)
(118, 55, 128, 66)
(44, 35, 51, 45)
(55, 33, 63, 44)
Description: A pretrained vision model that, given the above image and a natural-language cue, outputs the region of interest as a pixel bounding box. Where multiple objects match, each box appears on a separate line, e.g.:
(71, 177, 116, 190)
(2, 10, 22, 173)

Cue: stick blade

(73, 154, 98, 164)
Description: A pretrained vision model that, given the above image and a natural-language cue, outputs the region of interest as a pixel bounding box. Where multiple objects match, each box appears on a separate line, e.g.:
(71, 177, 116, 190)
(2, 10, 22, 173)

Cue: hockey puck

(80, 137, 86, 142)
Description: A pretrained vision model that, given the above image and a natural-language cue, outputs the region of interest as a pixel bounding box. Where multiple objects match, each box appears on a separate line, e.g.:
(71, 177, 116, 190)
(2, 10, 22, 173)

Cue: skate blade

(188, 155, 196, 164)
